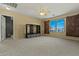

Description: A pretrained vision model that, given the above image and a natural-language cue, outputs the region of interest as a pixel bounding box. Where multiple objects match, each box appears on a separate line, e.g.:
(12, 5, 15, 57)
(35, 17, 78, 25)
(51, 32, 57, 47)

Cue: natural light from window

(49, 19, 64, 32)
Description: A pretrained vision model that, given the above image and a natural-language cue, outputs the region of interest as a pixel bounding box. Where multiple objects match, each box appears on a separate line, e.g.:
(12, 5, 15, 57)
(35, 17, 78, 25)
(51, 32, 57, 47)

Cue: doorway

(1, 15, 13, 41)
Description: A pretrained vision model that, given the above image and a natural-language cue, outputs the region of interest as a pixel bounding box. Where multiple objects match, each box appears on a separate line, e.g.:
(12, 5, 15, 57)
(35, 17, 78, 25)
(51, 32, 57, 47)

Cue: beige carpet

(0, 36, 79, 56)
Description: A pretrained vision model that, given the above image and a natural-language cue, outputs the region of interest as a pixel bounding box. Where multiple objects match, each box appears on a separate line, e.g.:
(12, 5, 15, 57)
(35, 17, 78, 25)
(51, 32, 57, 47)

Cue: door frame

(0, 15, 15, 41)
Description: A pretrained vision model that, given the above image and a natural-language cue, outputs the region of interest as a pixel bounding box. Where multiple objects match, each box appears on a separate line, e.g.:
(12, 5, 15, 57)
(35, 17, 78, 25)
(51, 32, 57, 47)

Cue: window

(49, 19, 64, 32)
(49, 20, 56, 32)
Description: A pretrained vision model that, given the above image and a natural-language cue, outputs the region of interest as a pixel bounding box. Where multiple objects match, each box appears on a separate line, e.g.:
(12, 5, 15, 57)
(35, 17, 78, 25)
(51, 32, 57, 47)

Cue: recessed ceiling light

(6, 7, 10, 10)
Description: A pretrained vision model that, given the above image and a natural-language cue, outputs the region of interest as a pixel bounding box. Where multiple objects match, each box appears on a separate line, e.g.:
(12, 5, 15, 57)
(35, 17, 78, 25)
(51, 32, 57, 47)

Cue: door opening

(1, 15, 13, 40)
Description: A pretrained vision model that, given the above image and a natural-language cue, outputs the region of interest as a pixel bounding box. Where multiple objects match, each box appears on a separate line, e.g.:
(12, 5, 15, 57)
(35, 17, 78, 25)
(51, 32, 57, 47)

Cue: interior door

(1, 16, 6, 41)
(0, 15, 1, 41)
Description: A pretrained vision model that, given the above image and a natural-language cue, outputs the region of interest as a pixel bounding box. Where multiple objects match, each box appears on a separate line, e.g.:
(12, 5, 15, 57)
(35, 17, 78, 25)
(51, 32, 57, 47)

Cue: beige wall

(1, 7, 79, 40)
(0, 8, 43, 39)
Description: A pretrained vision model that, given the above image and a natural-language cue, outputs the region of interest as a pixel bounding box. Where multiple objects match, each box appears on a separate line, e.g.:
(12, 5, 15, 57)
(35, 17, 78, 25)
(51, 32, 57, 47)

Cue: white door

(1, 16, 6, 41)
(0, 15, 1, 41)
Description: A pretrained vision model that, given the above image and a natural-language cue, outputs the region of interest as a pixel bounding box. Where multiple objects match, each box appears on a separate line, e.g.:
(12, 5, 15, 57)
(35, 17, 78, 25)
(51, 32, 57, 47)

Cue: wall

(0, 8, 43, 39)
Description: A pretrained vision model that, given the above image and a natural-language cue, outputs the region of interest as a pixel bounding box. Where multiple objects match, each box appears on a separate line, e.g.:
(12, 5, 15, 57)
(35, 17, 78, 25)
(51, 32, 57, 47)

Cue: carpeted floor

(0, 36, 79, 56)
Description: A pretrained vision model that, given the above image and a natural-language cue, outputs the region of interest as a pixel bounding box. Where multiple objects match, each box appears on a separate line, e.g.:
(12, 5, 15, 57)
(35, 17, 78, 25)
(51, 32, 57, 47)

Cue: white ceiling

(1, 3, 79, 19)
